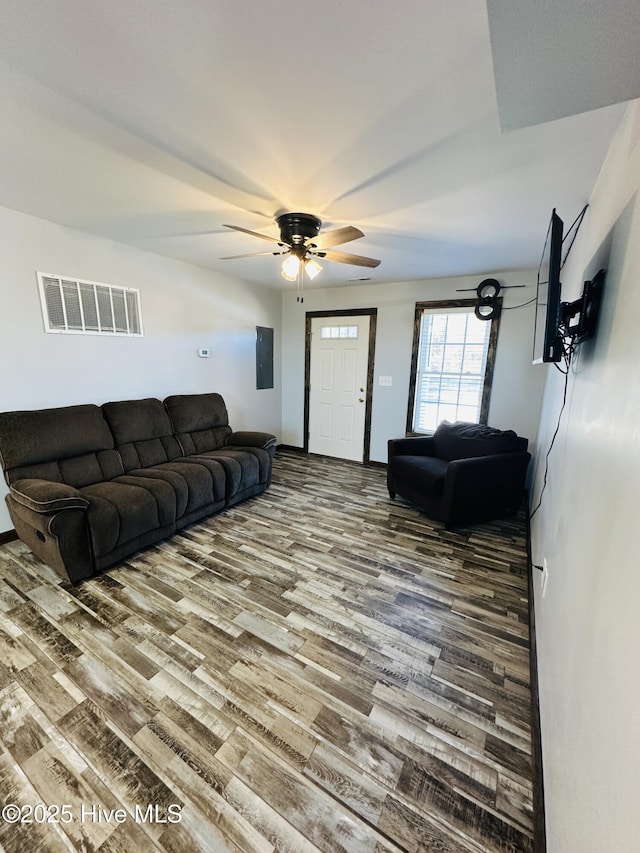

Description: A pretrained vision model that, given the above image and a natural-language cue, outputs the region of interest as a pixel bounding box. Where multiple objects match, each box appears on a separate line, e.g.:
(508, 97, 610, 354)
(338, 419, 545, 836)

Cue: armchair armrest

(10, 479, 90, 514)
(441, 451, 531, 525)
(388, 435, 437, 459)
(226, 431, 277, 450)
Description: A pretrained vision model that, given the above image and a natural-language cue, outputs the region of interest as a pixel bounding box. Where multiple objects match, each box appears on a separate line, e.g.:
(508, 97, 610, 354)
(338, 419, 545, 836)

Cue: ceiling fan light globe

(305, 258, 323, 280)
(281, 254, 300, 280)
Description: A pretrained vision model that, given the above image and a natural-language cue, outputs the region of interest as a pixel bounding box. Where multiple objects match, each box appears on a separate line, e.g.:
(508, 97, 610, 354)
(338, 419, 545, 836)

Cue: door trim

(304, 308, 377, 464)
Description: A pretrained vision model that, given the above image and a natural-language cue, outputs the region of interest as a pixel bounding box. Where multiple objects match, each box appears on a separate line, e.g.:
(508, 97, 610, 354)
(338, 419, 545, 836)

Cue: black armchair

(387, 421, 531, 528)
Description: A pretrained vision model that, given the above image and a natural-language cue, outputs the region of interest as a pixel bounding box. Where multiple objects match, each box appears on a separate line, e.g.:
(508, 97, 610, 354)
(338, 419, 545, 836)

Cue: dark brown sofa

(0, 393, 276, 584)
(387, 420, 530, 528)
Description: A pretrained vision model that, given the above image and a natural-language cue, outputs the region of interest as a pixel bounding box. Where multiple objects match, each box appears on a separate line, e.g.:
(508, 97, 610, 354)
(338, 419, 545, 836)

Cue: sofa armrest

(7, 487, 94, 584)
(388, 435, 437, 459)
(10, 479, 90, 514)
(226, 431, 277, 451)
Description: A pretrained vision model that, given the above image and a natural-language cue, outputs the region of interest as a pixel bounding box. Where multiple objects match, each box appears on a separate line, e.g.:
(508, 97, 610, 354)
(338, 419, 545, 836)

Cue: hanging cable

(529, 339, 574, 519)
(560, 204, 588, 269)
(501, 297, 537, 310)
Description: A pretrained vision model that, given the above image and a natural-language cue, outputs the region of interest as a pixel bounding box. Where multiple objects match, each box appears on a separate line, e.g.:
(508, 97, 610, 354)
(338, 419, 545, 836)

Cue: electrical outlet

(541, 558, 549, 597)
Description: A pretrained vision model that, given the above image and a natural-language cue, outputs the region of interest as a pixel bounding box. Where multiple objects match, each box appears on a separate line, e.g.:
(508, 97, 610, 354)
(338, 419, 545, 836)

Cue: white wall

(281, 272, 546, 462)
(530, 101, 640, 852)
(0, 205, 282, 533)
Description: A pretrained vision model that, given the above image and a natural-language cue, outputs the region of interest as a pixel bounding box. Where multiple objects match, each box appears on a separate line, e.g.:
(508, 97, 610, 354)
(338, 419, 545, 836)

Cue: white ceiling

(0, 0, 635, 290)
(487, 0, 640, 131)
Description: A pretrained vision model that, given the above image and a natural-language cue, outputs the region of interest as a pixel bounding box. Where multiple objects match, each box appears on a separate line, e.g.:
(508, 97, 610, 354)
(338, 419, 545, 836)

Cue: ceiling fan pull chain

(297, 261, 304, 303)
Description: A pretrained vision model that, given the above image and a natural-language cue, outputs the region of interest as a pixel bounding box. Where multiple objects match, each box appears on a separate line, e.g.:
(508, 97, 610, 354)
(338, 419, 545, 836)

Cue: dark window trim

(406, 297, 502, 434)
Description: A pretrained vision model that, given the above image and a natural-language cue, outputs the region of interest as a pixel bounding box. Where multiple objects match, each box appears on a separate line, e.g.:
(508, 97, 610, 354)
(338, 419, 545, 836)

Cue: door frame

(304, 308, 377, 464)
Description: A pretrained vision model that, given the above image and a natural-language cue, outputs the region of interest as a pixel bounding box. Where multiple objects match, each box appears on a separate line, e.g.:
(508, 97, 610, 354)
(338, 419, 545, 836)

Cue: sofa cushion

(191, 449, 264, 499)
(111, 474, 179, 525)
(224, 445, 272, 485)
(0, 404, 123, 487)
(103, 398, 183, 472)
(81, 479, 170, 558)
(164, 393, 232, 454)
(126, 459, 226, 516)
(390, 455, 449, 496)
(433, 421, 522, 462)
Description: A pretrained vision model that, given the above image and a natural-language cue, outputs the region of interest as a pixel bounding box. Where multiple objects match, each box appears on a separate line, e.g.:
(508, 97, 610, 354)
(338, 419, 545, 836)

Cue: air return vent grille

(37, 273, 143, 336)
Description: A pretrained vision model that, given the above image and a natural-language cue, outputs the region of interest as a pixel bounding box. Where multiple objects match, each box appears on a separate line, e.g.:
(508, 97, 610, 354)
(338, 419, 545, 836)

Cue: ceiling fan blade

(318, 249, 381, 268)
(220, 250, 286, 260)
(307, 225, 364, 249)
(223, 224, 285, 245)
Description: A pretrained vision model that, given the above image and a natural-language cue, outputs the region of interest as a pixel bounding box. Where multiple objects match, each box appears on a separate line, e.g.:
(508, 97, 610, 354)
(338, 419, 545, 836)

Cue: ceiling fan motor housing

(276, 213, 321, 250)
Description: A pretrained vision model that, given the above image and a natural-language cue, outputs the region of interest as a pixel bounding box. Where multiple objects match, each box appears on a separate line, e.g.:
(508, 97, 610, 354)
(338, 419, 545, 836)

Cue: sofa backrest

(164, 393, 232, 455)
(0, 404, 123, 487)
(102, 398, 183, 472)
(433, 420, 527, 462)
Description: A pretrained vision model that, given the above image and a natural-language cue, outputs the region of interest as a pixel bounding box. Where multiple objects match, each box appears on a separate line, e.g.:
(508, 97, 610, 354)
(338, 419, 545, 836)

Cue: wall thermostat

(197, 348, 211, 358)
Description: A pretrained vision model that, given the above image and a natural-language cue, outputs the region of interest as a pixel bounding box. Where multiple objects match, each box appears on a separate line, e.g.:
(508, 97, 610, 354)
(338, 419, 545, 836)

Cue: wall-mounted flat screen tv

(533, 209, 564, 363)
(532, 208, 606, 364)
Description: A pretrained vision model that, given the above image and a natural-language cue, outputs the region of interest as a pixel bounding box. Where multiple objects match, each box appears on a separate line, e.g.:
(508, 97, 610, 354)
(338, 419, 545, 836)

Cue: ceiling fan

(220, 212, 380, 300)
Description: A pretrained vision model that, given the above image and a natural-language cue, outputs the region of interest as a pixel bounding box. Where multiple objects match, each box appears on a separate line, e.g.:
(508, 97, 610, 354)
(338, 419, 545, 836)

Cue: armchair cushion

(388, 455, 448, 496)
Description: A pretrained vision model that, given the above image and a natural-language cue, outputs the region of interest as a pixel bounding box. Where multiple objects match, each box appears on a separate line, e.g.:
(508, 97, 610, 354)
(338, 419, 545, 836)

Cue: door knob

(359, 397, 364, 403)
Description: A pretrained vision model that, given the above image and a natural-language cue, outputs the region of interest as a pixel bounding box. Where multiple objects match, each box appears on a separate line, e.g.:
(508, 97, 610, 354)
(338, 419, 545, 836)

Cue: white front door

(308, 315, 370, 462)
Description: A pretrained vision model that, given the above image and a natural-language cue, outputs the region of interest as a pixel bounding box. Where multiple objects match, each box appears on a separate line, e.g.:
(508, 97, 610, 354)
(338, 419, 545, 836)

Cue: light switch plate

(378, 375, 392, 386)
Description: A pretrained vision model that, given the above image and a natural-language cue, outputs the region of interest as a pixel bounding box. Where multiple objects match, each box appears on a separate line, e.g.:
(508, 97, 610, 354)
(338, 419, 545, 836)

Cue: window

(320, 324, 359, 339)
(37, 272, 143, 336)
(407, 299, 501, 434)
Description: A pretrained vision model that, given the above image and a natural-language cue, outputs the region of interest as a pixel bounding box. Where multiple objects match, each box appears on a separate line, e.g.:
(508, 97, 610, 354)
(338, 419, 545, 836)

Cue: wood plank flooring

(0, 449, 534, 852)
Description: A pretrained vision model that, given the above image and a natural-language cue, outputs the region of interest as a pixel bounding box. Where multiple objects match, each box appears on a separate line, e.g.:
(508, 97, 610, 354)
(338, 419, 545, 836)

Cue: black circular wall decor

(474, 278, 501, 320)
(476, 278, 501, 300)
